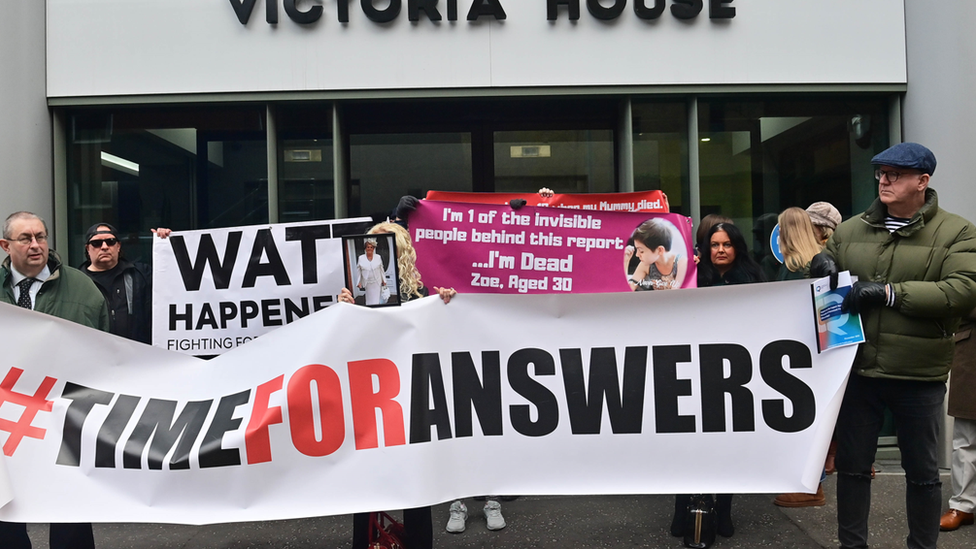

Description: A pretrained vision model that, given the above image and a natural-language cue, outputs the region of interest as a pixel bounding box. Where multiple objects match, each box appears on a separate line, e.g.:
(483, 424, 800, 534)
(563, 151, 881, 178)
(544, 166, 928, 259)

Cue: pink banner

(425, 190, 669, 213)
(412, 201, 696, 294)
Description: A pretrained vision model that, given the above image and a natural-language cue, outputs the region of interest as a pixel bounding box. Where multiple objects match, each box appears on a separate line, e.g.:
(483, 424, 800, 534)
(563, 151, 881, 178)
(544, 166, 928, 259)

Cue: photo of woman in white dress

(356, 238, 387, 305)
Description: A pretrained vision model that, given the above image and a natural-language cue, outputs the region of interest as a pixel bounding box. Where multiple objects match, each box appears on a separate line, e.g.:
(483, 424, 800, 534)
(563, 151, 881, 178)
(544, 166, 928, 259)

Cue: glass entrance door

(344, 97, 618, 217)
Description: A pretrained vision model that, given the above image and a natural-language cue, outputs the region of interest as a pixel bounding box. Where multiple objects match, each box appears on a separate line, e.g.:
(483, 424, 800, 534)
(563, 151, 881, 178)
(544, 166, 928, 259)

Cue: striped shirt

(884, 215, 911, 233)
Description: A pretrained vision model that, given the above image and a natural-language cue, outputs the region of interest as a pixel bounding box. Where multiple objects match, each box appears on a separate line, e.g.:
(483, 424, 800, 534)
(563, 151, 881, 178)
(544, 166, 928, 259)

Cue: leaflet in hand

(812, 271, 865, 353)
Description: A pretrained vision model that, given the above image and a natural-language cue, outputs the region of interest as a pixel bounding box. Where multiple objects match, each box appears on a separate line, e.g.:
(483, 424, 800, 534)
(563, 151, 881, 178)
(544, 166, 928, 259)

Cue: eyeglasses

(7, 234, 47, 246)
(88, 238, 118, 248)
(875, 169, 920, 183)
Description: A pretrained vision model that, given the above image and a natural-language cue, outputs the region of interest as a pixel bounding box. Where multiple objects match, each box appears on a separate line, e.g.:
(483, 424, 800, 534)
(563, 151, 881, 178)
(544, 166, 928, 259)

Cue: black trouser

(0, 521, 95, 549)
(835, 375, 944, 549)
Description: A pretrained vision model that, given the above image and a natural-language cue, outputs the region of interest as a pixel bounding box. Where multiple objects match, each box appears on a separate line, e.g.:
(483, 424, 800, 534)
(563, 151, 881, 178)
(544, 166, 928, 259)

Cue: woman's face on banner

(710, 230, 736, 268)
(634, 240, 661, 266)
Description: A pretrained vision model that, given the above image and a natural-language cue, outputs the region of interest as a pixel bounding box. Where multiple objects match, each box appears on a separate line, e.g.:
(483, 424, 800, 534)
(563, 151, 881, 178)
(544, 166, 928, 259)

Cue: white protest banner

(0, 280, 855, 525)
(0, 455, 11, 509)
(152, 218, 372, 355)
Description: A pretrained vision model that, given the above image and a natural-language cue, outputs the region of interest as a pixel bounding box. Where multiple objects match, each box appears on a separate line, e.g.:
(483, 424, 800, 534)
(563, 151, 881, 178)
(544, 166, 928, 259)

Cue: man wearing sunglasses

(823, 143, 976, 549)
(0, 211, 109, 549)
(80, 223, 170, 344)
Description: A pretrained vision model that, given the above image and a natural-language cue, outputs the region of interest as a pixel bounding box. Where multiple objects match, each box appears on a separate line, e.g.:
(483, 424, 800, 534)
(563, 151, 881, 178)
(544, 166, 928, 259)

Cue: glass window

(277, 105, 334, 223)
(343, 97, 618, 203)
(349, 132, 473, 218)
(632, 101, 689, 215)
(697, 97, 889, 262)
(66, 107, 267, 266)
(493, 129, 614, 194)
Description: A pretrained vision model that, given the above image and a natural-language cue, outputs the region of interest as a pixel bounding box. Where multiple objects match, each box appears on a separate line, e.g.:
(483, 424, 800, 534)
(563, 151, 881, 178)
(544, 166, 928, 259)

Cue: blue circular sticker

(770, 223, 784, 264)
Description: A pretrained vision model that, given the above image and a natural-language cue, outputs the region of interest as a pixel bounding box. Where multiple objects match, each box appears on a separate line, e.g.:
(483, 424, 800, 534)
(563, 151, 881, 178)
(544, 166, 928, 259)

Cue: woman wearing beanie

(805, 201, 842, 246)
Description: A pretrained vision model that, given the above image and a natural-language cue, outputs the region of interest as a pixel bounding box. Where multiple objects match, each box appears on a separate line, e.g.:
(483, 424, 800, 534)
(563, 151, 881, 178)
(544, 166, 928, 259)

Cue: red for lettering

(287, 365, 345, 457)
(348, 359, 405, 450)
(0, 367, 57, 456)
(245, 375, 284, 464)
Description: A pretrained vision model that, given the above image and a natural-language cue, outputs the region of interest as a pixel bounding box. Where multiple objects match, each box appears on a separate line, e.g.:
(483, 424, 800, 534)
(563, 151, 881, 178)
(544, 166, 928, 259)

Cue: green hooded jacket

(826, 188, 976, 381)
(1, 251, 109, 332)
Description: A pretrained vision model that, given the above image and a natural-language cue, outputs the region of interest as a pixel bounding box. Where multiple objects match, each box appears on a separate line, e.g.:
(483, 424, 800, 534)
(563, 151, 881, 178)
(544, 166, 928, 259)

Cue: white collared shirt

(10, 265, 52, 310)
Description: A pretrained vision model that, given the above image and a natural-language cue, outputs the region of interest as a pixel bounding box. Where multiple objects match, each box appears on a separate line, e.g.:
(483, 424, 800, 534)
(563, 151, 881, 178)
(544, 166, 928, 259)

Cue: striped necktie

(17, 277, 37, 309)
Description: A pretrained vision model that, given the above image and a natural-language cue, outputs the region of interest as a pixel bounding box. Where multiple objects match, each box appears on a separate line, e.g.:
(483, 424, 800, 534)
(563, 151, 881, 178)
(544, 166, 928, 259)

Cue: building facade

(1, 1, 974, 457)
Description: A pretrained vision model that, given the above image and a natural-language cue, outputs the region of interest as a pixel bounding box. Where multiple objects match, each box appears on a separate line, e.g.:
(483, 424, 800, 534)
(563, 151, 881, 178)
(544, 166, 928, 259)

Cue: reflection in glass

(66, 107, 268, 266)
(697, 98, 889, 263)
(632, 102, 689, 214)
(493, 130, 614, 194)
(279, 138, 335, 223)
(276, 105, 334, 223)
(349, 133, 472, 217)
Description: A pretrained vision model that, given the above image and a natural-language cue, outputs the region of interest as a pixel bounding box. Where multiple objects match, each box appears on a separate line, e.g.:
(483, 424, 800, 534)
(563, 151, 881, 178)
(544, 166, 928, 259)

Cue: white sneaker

(484, 500, 506, 531)
(446, 500, 467, 533)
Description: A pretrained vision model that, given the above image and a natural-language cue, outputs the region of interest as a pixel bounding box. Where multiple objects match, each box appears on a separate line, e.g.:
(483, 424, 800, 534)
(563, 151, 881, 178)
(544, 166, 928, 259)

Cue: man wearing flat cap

(825, 142, 976, 549)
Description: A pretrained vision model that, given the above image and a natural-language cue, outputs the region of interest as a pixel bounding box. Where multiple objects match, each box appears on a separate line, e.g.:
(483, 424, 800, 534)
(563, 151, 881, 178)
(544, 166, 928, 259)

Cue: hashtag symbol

(0, 367, 57, 456)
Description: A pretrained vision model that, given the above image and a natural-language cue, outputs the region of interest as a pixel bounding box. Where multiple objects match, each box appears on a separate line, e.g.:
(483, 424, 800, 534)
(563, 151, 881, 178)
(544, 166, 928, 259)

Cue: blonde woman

(341, 222, 455, 549)
(771, 206, 834, 508)
(776, 207, 826, 280)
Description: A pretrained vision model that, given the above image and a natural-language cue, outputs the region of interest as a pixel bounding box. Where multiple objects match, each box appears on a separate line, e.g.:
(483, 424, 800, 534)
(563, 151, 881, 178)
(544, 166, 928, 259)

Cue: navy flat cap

(871, 142, 936, 175)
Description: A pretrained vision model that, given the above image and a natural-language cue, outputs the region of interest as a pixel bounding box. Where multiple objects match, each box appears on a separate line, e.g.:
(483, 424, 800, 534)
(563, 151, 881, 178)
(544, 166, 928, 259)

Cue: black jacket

(80, 258, 153, 344)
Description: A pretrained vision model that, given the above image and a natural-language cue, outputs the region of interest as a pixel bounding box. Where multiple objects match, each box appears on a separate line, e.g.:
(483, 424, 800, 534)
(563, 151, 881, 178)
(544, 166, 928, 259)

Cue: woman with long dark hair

(671, 221, 766, 544)
(696, 223, 765, 287)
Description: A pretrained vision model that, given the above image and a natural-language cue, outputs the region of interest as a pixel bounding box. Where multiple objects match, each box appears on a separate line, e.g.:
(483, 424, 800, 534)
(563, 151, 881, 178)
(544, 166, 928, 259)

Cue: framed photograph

(341, 233, 400, 307)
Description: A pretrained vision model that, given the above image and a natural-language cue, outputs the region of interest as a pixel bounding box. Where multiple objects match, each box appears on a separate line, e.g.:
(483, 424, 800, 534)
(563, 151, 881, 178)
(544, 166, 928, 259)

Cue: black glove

(395, 195, 420, 220)
(842, 281, 887, 315)
(809, 252, 839, 290)
(509, 198, 527, 210)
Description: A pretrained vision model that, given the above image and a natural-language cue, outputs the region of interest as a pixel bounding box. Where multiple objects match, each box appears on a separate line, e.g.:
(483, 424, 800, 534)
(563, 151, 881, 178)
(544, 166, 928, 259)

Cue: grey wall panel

(904, 0, 976, 224)
(0, 2, 51, 226)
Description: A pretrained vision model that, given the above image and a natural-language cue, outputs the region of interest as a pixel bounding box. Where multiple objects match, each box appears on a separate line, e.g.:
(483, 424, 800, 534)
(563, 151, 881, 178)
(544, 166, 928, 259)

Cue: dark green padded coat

(826, 189, 976, 381)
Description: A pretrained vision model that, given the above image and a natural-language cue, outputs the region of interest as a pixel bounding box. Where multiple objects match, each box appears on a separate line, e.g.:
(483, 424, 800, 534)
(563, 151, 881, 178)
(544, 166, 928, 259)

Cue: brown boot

(773, 484, 825, 508)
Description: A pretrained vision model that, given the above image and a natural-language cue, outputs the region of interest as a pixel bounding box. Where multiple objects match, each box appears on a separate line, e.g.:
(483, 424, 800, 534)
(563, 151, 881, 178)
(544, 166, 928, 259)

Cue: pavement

(25, 461, 976, 548)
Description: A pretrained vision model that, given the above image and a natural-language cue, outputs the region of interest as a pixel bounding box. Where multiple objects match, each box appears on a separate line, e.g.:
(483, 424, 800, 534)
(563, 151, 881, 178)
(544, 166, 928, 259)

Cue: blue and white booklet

(812, 271, 866, 353)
